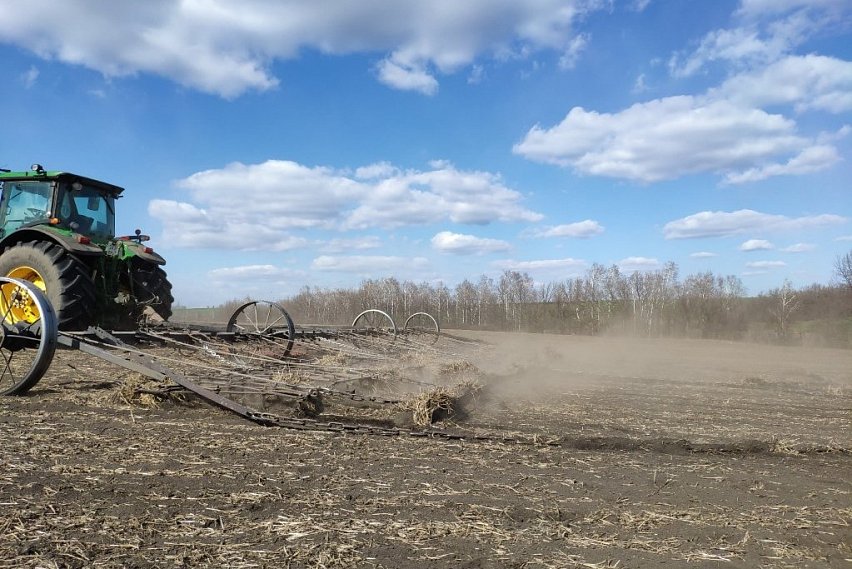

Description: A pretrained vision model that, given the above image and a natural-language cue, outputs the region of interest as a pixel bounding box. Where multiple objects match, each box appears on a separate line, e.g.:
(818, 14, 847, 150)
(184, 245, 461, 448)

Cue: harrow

(0, 277, 494, 441)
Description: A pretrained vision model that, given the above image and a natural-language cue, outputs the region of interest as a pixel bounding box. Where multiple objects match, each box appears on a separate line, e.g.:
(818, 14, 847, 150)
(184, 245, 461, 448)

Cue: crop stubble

(0, 332, 850, 568)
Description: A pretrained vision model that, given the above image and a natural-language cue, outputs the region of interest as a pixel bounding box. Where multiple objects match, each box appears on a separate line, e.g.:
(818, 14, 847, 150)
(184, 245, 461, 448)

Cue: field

(1, 331, 850, 568)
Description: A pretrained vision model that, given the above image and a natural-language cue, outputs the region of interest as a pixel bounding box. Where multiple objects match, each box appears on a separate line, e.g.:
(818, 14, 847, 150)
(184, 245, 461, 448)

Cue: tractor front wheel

(0, 242, 97, 331)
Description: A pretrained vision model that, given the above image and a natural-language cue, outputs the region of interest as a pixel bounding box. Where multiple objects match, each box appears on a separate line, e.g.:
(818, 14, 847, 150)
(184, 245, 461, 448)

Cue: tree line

(183, 252, 852, 348)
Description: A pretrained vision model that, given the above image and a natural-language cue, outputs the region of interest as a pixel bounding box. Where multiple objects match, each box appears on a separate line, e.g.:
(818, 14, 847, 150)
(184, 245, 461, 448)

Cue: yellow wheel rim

(1, 266, 47, 324)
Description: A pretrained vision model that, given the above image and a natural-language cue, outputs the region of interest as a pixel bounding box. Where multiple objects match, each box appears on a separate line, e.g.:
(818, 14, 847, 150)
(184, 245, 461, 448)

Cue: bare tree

(769, 279, 800, 339)
(835, 250, 852, 289)
(455, 279, 477, 326)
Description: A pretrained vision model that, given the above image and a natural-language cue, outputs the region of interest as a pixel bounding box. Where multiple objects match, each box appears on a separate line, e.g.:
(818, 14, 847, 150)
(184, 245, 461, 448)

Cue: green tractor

(0, 164, 173, 330)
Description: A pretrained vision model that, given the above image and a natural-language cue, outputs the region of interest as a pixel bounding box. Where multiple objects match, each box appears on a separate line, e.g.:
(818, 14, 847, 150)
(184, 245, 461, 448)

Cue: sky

(1, 0, 850, 307)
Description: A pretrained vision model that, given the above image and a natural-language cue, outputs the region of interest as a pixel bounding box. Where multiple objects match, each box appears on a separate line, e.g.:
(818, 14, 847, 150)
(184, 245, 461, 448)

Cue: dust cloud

(460, 330, 852, 403)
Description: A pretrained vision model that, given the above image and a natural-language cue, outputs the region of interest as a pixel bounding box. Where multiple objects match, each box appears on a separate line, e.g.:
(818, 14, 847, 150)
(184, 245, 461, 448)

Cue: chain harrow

(3, 297, 528, 445)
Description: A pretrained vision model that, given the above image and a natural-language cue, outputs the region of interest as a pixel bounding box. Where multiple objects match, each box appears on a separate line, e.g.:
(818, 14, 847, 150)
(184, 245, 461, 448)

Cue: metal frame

(3, 303, 447, 427)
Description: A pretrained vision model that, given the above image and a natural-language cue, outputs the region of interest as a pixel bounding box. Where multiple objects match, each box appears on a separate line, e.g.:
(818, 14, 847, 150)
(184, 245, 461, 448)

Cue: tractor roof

(0, 169, 125, 196)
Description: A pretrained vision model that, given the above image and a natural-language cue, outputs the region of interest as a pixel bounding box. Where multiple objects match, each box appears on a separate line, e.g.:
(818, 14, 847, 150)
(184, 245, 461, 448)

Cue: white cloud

(492, 258, 586, 272)
(663, 209, 846, 239)
(320, 236, 382, 253)
(632, 73, 648, 94)
(669, 15, 813, 78)
(431, 231, 510, 255)
(208, 265, 304, 282)
(376, 57, 439, 95)
(714, 55, 852, 114)
(745, 260, 787, 269)
(514, 96, 827, 183)
(20, 65, 39, 88)
(312, 255, 429, 273)
(736, 0, 844, 20)
(149, 159, 541, 250)
(836, 235, 852, 242)
(558, 34, 588, 69)
(534, 219, 604, 238)
(344, 162, 543, 229)
(739, 239, 774, 251)
(618, 256, 660, 271)
(148, 199, 311, 251)
(355, 162, 399, 180)
(690, 251, 718, 258)
(515, 1, 850, 185)
(0, 0, 603, 97)
(780, 242, 815, 253)
(467, 64, 486, 84)
(722, 144, 840, 184)
(670, 2, 845, 77)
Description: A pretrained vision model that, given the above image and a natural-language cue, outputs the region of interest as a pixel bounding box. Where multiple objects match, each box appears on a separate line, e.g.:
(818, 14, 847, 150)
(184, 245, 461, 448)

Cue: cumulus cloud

(0, 0, 602, 97)
(431, 231, 511, 255)
(492, 258, 586, 272)
(533, 219, 604, 238)
(714, 55, 852, 113)
(745, 260, 787, 269)
(147, 199, 311, 251)
(312, 255, 429, 272)
(344, 163, 543, 229)
(149, 159, 541, 250)
(690, 251, 718, 258)
(513, 96, 828, 183)
(663, 209, 846, 239)
(739, 239, 774, 251)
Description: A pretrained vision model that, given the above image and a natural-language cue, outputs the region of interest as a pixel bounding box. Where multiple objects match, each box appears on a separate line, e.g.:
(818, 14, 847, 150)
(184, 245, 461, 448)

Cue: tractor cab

(55, 180, 117, 241)
(0, 165, 120, 243)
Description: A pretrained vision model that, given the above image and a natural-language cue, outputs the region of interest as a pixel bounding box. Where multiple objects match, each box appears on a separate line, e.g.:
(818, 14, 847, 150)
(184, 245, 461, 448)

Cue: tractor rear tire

(0, 242, 97, 331)
(131, 260, 174, 322)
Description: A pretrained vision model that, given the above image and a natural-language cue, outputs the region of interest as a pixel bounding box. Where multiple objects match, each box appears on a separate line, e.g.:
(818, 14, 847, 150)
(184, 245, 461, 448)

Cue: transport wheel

(0, 242, 96, 331)
(403, 312, 440, 345)
(227, 300, 295, 356)
(0, 277, 58, 395)
(351, 309, 397, 349)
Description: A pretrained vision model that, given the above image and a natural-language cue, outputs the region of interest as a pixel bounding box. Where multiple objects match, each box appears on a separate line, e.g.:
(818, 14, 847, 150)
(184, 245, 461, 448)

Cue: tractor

(0, 164, 173, 330)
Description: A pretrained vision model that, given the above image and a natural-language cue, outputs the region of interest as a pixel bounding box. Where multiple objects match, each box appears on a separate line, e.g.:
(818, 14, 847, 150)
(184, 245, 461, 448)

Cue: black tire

(0, 277, 58, 395)
(131, 260, 174, 321)
(0, 242, 97, 331)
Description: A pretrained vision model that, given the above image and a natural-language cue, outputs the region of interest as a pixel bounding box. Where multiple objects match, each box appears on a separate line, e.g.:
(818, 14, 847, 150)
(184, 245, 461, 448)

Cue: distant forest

(177, 251, 852, 348)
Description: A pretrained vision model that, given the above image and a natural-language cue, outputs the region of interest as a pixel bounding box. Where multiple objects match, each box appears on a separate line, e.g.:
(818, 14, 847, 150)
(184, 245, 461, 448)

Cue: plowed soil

(1, 332, 850, 568)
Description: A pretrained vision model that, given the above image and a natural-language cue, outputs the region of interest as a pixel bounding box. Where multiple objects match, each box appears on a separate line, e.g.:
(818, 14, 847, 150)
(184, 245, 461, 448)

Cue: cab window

(56, 183, 115, 240)
(0, 181, 52, 237)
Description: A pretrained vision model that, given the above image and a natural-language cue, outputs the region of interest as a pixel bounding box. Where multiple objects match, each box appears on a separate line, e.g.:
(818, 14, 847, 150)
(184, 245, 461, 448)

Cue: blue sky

(1, 0, 850, 306)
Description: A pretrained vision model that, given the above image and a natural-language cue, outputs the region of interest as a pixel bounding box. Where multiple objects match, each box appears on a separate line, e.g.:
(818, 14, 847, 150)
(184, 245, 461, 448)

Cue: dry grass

(401, 380, 484, 426)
